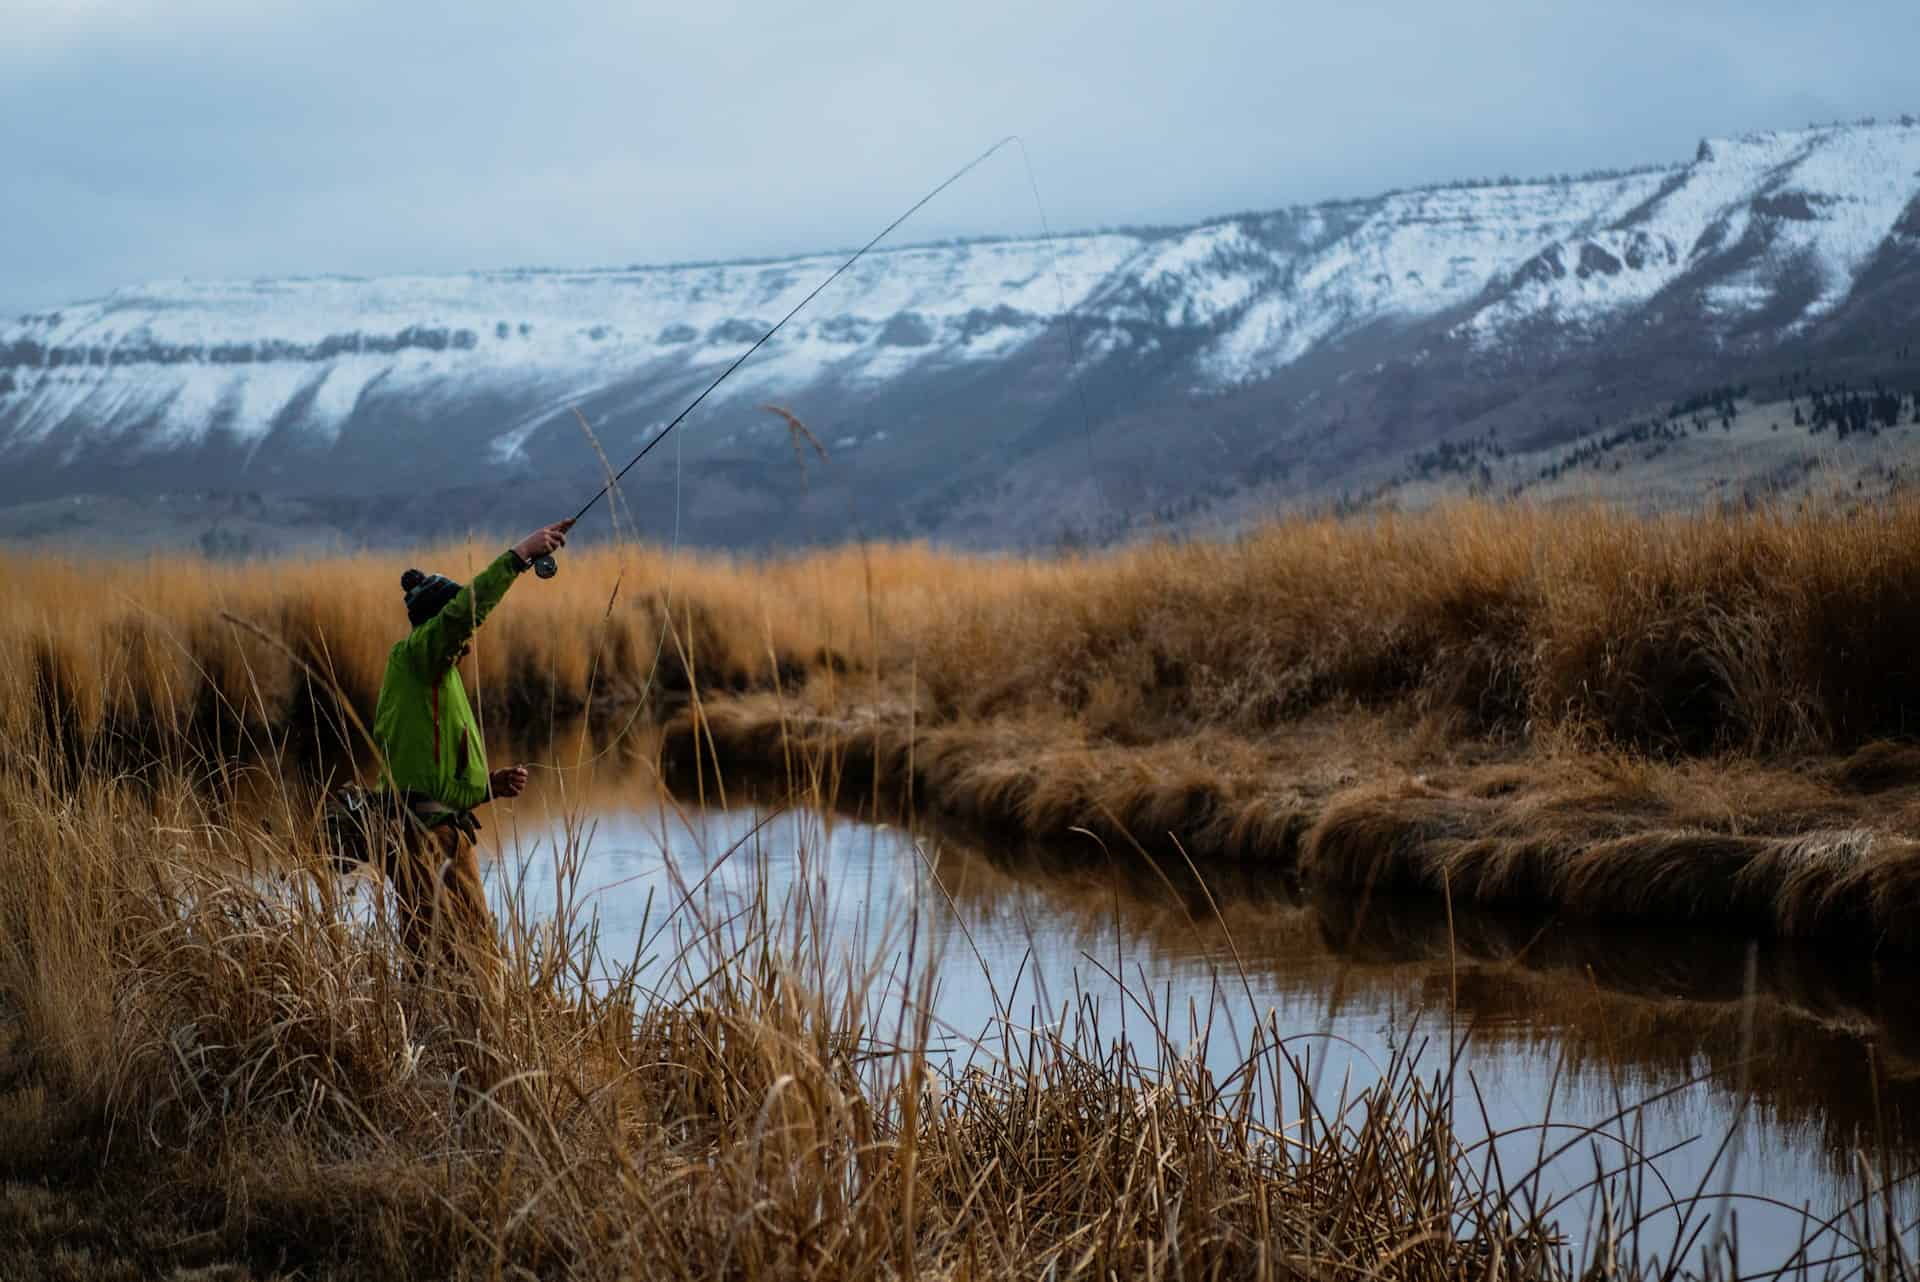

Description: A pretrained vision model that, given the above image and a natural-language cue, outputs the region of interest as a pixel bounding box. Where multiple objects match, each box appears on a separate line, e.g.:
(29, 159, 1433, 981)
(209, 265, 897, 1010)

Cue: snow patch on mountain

(1094, 222, 1281, 328)
(1761, 123, 1920, 317)
(1202, 171, 1672, 380)
(1461, 122, 1920, 340)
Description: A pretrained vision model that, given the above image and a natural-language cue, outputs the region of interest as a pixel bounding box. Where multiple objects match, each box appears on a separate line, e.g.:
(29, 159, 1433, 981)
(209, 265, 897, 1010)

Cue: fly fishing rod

(532, 135, 1019, 578)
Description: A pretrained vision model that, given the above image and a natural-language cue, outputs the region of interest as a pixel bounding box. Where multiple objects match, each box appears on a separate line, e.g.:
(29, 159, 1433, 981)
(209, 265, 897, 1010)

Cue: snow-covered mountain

(5, 118, 1919, 548)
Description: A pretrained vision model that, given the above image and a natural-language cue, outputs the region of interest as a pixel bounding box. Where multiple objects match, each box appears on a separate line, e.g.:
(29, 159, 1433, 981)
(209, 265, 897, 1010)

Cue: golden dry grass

(11, 500, 1920, 1274)
(0, 719, 1719, 1280)
(19, 498, 1920, 752)
(18, 498, 1920, 952)
(663, 696, 1920, 948)
(1, 726, 1913, 1276)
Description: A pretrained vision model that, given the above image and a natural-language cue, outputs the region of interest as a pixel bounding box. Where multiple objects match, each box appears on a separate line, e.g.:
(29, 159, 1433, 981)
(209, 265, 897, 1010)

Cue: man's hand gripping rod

(515, 519, 573, 581)
(535, 136, 1018, 578)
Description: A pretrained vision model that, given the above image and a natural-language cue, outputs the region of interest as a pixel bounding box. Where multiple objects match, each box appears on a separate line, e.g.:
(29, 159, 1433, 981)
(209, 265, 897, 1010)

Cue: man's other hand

(490, 765, 530, 799)
(513, 519, 574, 565)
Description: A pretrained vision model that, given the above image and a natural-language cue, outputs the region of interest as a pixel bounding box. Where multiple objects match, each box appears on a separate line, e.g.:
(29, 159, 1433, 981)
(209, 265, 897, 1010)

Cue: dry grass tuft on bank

(662, 696, 1920, 948)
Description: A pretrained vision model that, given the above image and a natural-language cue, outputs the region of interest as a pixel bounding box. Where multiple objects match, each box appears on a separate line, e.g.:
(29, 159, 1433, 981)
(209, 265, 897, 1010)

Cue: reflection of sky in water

(477, 797, 1919, 1273)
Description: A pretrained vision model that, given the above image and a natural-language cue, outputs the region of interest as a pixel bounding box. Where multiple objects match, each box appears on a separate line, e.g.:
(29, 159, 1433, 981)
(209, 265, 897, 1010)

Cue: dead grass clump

(1299, 773, 1920, 948)
(1529, 502, 1920, 752)
(1832, 740, 1920, 794)
(888, 499, 1920, 755)
(665, 699, 1333, 868)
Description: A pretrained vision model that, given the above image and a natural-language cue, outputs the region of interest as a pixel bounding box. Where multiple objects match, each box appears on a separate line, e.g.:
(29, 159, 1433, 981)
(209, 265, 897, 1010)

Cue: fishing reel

(534, 554, 558, 579)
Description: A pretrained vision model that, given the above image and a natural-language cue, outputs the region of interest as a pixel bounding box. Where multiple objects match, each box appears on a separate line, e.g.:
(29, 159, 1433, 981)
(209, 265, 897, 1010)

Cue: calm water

(474, 785, 1920, 1273)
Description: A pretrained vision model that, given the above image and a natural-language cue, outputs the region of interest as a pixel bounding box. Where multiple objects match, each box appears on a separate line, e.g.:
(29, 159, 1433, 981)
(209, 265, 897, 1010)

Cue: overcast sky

(4, 0, 1917, 316)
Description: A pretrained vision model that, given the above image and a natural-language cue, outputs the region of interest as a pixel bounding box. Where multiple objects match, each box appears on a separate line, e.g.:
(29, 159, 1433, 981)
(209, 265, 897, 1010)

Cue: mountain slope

(4, 118, 1919, 549)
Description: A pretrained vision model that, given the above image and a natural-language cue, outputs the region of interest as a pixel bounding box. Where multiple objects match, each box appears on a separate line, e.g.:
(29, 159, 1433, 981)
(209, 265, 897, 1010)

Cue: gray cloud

(4, 0, 1916, 313)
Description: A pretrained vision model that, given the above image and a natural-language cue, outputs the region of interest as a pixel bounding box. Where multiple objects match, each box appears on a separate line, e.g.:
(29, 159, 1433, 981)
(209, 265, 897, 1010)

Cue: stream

(472, 781, 1920, 1273)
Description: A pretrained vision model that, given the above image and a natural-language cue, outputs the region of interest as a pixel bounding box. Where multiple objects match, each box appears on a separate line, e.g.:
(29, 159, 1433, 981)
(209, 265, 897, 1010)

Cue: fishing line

(567, 135, 1109, 771)
(1009, 135, 1113, 535)
(522, 408, 681, 778)
(530, 135, 1033, 777)
(557, 134, 1024, 538)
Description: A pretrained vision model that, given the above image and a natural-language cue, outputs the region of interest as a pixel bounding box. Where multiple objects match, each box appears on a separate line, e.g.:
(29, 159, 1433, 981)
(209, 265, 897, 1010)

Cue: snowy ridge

(4, 120, 1919, 466)
(1201, 171, 1676, 381)
(0, 237, 1143, 453)
(1462, 122, 1920, 339)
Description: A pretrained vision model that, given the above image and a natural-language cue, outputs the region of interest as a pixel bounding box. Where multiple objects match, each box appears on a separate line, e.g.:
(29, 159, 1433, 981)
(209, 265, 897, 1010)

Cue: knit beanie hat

(400, 568, 462, 628)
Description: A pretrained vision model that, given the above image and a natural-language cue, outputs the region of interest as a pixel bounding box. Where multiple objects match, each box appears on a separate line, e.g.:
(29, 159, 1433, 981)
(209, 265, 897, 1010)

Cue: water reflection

(467, 773, 1920, 1271)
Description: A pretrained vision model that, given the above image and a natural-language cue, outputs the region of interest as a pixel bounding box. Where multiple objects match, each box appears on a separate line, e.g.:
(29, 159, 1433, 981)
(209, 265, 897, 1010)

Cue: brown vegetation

(664, 699, 1920, 948)
(17, 500, 1920, 948)
(22, 498, 1920, 751)
(11, 501, 1920, 1273)
(0, 720, 1729, 1279)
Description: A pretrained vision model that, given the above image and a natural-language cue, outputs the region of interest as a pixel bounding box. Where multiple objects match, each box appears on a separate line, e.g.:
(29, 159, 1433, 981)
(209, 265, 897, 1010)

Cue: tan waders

(327, 786, 501, 989)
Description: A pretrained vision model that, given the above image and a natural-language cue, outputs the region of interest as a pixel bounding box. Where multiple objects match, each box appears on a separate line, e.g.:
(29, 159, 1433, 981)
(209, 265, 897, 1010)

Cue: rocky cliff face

(5, 119, 1919, 548)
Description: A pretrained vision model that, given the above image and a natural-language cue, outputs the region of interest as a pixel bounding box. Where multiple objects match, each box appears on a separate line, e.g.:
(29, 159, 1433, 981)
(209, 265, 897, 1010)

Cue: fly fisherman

(369, 519, 573, 978)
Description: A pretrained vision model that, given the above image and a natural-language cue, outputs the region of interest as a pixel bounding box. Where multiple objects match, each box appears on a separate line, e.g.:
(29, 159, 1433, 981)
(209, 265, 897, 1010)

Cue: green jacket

(372, 550, 524, 811)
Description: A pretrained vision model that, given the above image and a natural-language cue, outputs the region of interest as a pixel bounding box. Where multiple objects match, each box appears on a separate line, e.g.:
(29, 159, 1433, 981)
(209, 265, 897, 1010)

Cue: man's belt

(399, 791, 483, 840)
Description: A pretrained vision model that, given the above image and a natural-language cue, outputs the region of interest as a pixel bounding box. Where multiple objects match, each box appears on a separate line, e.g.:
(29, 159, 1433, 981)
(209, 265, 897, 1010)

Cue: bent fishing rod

(530, 135, 1019, 579)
